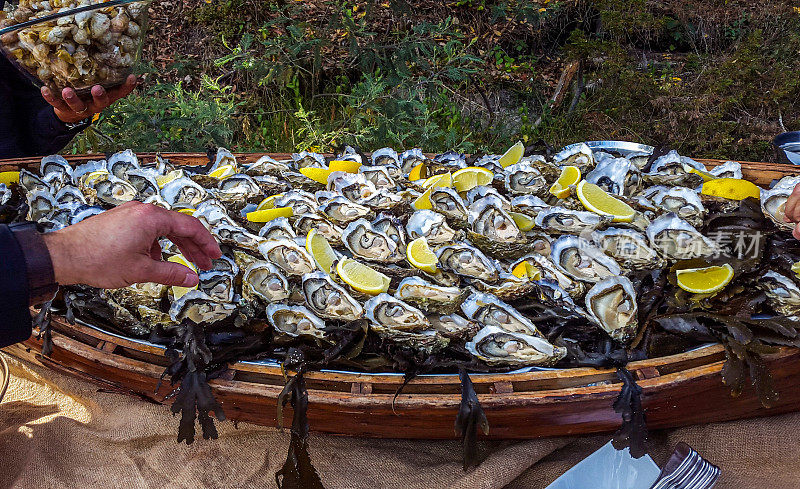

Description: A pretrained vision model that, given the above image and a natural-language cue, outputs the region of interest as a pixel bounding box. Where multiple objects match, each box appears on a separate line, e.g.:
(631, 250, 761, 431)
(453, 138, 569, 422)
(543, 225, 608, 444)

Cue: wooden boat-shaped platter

(3, 153, 800, 439)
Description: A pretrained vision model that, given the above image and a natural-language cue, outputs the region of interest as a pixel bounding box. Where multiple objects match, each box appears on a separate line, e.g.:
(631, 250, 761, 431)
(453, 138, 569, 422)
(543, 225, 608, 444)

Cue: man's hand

(783, 184, 800, 240)
(40, 75, 137, 125)
(42, 201, 222, 289)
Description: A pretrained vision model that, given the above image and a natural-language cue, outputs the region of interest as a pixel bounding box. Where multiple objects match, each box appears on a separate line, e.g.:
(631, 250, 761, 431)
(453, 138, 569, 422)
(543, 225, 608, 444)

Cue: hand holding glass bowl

(0, 0, 148, 121)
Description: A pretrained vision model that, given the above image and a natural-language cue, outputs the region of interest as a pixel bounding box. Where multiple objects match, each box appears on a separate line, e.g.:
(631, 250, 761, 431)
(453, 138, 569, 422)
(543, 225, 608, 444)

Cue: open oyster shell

(395, 276, 469, 314)
(406, 209, 459, 244)
(365, 293, 429, 331)
(436, 242, 499, 282)
(584, 276, 638, 342)
(266, 304, 327, 340)
(301, 271, 364, 320)
(461, 292, 540, 336)
(242, 261, 291, 303)
(258, 238, 316, 276)
(342, 218, 403, 263)
(168, 289, 236, 324)
(646, 213, 718, 260)
(465, 326, 567, 366)
(551, 235, 622, 283)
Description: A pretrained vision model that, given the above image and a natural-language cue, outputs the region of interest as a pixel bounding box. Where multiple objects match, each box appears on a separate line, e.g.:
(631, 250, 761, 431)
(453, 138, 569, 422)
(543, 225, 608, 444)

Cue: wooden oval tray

(3, 153, 800, 439)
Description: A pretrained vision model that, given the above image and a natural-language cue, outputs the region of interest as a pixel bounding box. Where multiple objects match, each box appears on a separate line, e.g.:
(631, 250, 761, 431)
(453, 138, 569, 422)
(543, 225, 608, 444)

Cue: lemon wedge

(701, 178, 760, 201)
(511, 260, 541, 281)
(83, 169, 110, 185)
(422, 172, 452, 189)
(498, 141, 524, 168)
(306, 228, 338, 274)
(209, 164, 236, 179)
(452, 167, 494, 193)
(246, 206, 293, 222)
(414, 173, 453, 210)
(0, 171, 20, 185)
(576, 180, 635, 222)
(676, 264, 734, 294)
(177, 208, 197, 216)
(336, 258, 391, 295)
(689, 168, 717, 182)
(256, 193, 284, 210)
(792, 261, 800, 280)
(156, 169, 183, 188)
(299, 167, 334, 184)
(409, 162, 426, 181)
(549, 165, 581, 199)
(168, 254, 198, 299)
(412, 186, 435, 210)
(329, 160, 361, 173)
(509, 211, 536, 231)
(406, 237, 438, 273)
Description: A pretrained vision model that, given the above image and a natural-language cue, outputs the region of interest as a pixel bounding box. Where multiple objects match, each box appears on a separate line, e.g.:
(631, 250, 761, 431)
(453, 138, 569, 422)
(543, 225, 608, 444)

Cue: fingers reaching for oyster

(13, 144, 791, 370)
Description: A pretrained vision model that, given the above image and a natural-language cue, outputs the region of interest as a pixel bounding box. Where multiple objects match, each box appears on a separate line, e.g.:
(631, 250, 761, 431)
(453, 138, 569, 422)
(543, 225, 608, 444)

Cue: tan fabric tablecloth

(1, 354, 798, 489)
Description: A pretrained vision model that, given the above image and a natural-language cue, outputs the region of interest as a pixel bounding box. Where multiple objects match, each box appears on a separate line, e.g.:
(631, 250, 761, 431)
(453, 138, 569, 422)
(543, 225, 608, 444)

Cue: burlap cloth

(1, 354, 798, 489)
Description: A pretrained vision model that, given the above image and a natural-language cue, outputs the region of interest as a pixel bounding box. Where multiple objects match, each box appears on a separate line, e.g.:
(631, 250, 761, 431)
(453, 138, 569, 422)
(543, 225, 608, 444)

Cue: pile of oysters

(5, 143, 799, 371)
(0, 0, 147, 91)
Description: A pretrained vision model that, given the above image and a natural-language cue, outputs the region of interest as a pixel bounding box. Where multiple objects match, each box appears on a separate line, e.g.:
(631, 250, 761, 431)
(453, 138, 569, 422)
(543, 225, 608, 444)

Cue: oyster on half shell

(584, 276, 639, 342)
(465, 326, 566, 366)
(266, 304, 327, 340)
(646, 213, 717, 260)
(258, 238, 317, 276)
(168, 290, 236, 324)
(365, 293, 429, 331)
(551, 235, 621, 283)
(243, 261, 291, 303)
(436, 242, 499, 282)
(461, 292, 540, 336)
(395, 277, 469, 314)
(342, 218, 403, 263)
(301, 271, 364, 320)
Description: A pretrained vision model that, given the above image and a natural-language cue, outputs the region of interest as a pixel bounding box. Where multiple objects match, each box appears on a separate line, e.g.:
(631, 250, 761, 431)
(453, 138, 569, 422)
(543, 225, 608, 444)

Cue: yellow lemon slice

(299, 167, 334, 184)
(792, 261, 800, 280)
(408, 162, 426, 181)
(498, 141, 524, 168)
(209, 164, 236, 179)
(511, 260, 542, 281)
(156, 169, 183, 188)
(177, 208, 197, 216)
(509, 211, 535, 231)
(452, 167, 494, 193)
(329, 160, 361, 173)
(336, 258, 391, 295)
(701, 178, 760, 201)
(0, 171, 20, 185)
(168, 254, 198, 299)
(549, 165, 581, 199)
(256, 193, 284, 210)
(306, 228, 338, 274)
(83, 169, 110, 185)
(421, 172, 452, 189)
(689, 168, 717, 182)
(676, 264, 734, 294)
(246, 206, 294, 223)
(576, 180, 636, 222)
(406, 237, 438, 273)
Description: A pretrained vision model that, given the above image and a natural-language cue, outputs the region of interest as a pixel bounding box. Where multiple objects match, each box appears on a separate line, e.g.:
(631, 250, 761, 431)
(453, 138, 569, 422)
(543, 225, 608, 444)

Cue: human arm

(0, 202, 221, 348)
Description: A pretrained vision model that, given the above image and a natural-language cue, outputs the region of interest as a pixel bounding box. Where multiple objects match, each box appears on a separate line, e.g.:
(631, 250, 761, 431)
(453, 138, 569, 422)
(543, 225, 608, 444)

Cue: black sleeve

(2, 56, 83, 157)
(12, 83, 84, 157)
(0, 224, 33, 348)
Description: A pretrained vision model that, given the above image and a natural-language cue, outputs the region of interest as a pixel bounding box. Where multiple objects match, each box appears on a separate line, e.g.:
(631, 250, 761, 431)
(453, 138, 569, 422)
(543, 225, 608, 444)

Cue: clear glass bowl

(0, 0, 150, 95)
